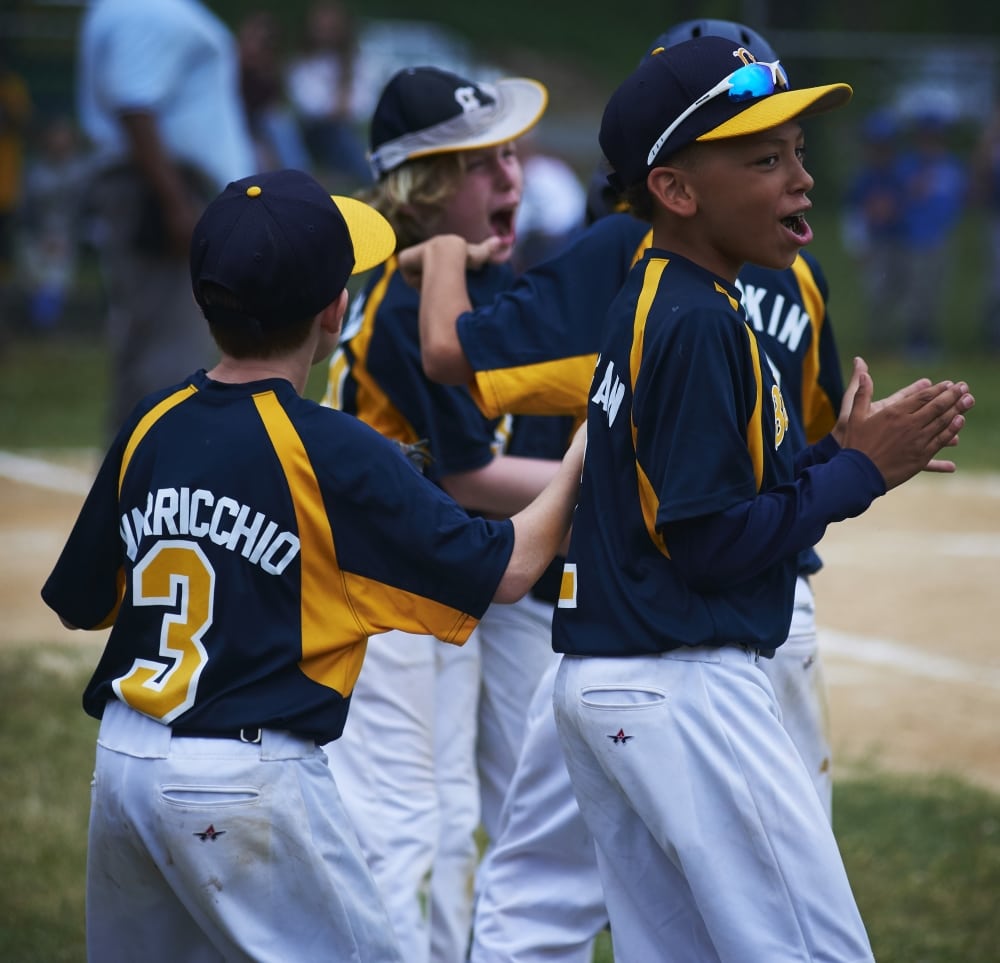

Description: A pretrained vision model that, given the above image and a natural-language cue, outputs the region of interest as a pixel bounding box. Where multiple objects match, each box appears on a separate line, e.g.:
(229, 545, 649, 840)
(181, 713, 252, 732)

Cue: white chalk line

(819, 627, 1000, 691)
(0, 450, 94, 495)
(3, 450, 998, 693)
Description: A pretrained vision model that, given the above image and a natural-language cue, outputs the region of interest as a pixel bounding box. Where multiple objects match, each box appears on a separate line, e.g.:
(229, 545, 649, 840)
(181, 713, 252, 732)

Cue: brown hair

(197, 282, 316, 359)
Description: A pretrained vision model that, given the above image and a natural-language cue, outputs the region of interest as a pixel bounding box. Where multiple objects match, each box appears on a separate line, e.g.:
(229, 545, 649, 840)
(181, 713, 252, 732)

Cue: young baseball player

(549, 36, 972, 962)
(39, 168, 585, 963)
(318, 65, 570, 963)
(402, 21, 853, 959)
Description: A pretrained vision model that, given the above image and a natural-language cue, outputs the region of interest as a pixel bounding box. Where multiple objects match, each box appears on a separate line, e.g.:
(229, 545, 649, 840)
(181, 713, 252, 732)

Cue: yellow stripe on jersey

(790, 256, 836, 443)
(118, 384, 198, 496)
(630, 257, 670, 557)
(108, 384, 200, 629)
(342, 570, 476, 644)
(743, 323, 765, 491)
(325, 257, 422, 443)
(253, 390, 478, 698)
(254, 389, 368, 696)
(557, 562, 577, 608)
(634, 230, 653, 267)
(471, 354, 599, 419)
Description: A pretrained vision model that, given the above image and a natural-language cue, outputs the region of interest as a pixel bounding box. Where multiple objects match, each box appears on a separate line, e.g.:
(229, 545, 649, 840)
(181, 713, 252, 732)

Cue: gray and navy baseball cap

(191, 168, 395, 328)
(368, 66, 548, 179)
(644, 19, 779, 64)
(599, 35, 852, 190)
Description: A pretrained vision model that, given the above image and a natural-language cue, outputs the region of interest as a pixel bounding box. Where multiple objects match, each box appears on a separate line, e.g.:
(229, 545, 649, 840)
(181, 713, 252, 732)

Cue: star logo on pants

(194, 824, 226, 842)
(608, 728, 633, 744)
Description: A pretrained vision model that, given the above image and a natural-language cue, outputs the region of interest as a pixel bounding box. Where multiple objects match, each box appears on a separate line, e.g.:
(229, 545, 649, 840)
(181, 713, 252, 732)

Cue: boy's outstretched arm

(493, 424, 585, 603)
(398, 234, 502, 385)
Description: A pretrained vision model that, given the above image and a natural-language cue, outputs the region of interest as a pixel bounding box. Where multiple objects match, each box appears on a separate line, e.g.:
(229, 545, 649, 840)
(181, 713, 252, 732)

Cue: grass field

(1, 645, 998, 962)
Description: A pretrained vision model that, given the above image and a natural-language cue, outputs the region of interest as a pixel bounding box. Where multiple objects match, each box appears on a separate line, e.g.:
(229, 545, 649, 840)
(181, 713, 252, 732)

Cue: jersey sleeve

(307, 410, 515, 638)
(41, 435, 131, 630)
(459, 214, 651, 418)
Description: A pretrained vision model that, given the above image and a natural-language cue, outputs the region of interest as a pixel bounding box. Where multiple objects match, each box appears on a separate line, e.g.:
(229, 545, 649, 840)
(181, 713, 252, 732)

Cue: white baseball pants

(87, 699, 402, 963)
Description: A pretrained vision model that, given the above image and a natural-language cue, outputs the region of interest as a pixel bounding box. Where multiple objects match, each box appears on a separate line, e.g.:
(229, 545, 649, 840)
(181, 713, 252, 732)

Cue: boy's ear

(320, 289, 349, 337)
(647, 166, 697, 217)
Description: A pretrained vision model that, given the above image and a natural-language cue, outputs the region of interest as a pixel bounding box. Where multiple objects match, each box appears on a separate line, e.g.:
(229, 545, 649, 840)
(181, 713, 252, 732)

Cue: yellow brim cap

(697, 83, 853, 141)
(331, 195, 397, 274)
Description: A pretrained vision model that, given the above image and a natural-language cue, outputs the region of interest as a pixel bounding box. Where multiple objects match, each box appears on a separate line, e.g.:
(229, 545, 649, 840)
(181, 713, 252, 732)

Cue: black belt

(172, 727, 263, 744)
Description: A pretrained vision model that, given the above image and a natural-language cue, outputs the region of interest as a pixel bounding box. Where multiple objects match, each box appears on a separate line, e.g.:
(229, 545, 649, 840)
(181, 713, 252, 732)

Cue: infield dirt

(3, 454, 998, 792)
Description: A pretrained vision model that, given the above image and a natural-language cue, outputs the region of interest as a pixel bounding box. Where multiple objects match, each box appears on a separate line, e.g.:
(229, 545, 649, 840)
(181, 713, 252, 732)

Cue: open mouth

(490, 208, 516, 243)
(781, 213, 810, 238)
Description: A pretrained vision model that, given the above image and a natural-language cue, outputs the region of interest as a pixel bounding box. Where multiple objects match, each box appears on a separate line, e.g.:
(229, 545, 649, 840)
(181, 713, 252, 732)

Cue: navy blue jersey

(739, 252, 843, 446)
(325, 256, 516, 484)
(459, 213, 649, 419)
(41, 372, 514, 744)
(552, 252, 800, 656)
(455, 217, 843, 446)
(453, 217, 843, 576)
(551, 250, 883, 657)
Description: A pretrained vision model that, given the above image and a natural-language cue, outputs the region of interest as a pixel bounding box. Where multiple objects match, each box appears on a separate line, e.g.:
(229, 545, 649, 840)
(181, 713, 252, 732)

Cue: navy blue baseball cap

(369, 66, 547, 178)
(600, 35, 852, 190)
(191, 169, 395, 328)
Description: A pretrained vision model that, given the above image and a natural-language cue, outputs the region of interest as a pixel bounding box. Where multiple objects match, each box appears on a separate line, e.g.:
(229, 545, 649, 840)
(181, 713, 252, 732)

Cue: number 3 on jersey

(113, 540, 215, 723)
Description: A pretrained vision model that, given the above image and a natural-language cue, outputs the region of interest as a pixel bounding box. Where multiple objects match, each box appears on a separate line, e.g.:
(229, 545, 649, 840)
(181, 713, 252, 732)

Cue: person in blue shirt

(402, 23, 974, 961)
(842, 108, 906, 351)
(893, 109, 968, 358)
(971, 104, 1000, 352)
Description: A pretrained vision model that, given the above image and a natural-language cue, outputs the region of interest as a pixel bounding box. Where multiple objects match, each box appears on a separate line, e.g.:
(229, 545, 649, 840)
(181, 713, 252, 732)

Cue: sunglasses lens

(727, 63, 781, 102)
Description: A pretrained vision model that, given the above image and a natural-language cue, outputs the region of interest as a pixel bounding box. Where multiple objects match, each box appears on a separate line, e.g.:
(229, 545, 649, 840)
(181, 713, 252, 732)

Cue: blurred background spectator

(286, 1, 372, 189)
(971, 104, 1000, 354)
(77, 0, 257, 434)
(0, 40, 32, 344)
(238, 10, 311, 173)
(893, 108, 969, 359)
(842, 108, 905, 352)
(18, 115, 91, 332)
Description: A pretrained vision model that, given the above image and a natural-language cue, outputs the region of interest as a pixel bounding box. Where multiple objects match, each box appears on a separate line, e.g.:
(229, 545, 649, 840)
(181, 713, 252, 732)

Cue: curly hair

(359, 152, 469, 251)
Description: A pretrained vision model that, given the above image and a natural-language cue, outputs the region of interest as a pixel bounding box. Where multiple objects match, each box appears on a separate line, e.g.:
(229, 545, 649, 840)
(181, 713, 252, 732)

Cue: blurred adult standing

(77, 0, 257, 433)
(286, 1, 372, 190)
(971, 104, 1000, 353)
(0, 41, 32, 343)
(893, 110, 968, 359)
(237, 10, 312, 173)
(842, 109, 905, 353)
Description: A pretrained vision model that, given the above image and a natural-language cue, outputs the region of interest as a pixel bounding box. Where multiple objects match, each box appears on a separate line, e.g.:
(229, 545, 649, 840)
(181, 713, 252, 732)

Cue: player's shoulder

(639, 254, 743, 333)
(296, 396, 421, 475)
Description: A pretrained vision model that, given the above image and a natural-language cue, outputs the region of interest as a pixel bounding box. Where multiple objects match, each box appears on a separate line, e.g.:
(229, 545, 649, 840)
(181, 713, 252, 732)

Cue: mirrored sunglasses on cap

(646, 58, 790, 166)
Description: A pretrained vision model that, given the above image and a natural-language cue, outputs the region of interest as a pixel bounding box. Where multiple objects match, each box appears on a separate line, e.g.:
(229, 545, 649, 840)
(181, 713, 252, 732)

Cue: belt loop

(239, 727, 263, 744)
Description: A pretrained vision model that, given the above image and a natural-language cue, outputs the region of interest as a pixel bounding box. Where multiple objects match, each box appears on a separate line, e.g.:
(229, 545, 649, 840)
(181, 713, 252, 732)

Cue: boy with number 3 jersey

(40, 168, 584, 963)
